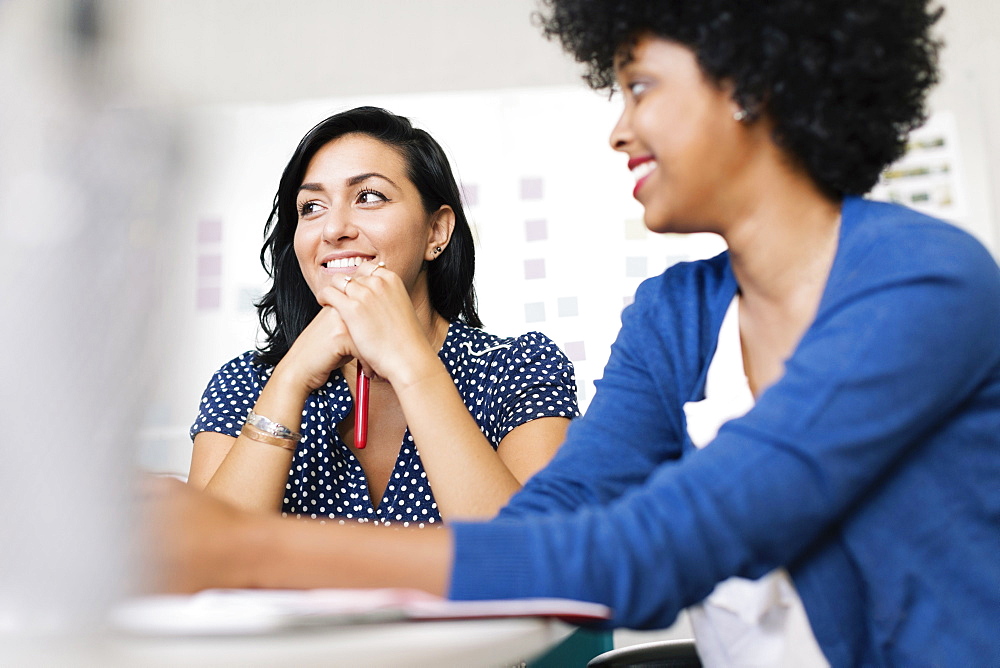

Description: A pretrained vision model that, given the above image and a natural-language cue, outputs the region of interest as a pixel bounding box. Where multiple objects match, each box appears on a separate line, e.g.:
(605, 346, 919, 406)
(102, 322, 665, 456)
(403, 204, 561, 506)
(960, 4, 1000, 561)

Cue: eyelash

(296, 188, 390, 217)
(357, 188, 388, 204)
(298, 200, 320, 217)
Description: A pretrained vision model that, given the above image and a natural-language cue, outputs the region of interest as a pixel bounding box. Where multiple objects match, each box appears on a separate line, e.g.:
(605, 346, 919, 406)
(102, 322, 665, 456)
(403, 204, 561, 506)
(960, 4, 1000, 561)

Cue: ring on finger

(342, 275, 352, 290)
(372, 261, 386, 275)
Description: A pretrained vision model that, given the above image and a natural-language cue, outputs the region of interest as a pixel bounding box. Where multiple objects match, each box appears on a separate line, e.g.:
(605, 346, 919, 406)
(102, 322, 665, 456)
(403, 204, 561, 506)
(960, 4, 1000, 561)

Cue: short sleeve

(189, 351, 264, 440)
(487, 331, 579, 440)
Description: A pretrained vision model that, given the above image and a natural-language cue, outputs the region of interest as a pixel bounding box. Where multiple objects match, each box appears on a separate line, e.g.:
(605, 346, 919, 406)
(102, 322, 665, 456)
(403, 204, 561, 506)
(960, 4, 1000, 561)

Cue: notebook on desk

(110, 588, 612, 636)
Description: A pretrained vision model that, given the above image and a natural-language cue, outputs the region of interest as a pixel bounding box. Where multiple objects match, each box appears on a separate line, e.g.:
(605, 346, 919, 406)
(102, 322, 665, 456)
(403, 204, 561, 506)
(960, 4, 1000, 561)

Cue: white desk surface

(4, 617, 577, 668)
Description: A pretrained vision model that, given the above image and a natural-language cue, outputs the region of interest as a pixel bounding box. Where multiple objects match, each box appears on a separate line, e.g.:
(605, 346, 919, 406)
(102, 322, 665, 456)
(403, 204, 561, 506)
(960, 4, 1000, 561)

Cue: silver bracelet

(244, 410, 303, 442)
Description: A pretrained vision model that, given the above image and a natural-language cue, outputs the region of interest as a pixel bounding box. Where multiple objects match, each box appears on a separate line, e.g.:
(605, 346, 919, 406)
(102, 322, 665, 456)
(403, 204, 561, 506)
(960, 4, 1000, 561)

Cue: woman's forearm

(255, 515, 454, 593)
(317, 270, 567, 520)
(391, 356, 536, 520)
(194, 305, 356, 512)
(152, 477, 453, 595)
(196, 371, 312, 513)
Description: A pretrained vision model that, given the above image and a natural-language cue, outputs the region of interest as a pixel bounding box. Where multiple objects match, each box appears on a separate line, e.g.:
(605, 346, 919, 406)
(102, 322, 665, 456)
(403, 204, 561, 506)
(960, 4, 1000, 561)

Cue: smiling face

(293, 133, 453, 303)
(610, 35, 758, 234)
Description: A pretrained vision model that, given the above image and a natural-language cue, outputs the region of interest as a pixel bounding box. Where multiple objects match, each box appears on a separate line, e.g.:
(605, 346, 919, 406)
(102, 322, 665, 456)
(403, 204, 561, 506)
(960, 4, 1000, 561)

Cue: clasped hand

(275, 262, 437, 394)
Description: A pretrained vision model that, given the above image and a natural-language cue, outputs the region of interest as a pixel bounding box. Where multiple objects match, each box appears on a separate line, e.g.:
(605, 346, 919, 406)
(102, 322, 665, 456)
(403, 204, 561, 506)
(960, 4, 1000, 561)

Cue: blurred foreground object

(0, 0, 179, 660)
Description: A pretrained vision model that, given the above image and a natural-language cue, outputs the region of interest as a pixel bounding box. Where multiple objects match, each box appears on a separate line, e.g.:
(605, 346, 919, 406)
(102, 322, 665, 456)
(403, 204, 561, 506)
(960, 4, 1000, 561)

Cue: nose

(320, 208, 358, 244)
(609, 104, 632, 153)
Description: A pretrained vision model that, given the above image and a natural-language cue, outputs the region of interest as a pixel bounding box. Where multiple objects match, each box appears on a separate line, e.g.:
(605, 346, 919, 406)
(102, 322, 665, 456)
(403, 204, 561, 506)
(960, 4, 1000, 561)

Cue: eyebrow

(613, 36, 639, 71)
(347, 172, 399, 189)
(298, 172, 400, 195)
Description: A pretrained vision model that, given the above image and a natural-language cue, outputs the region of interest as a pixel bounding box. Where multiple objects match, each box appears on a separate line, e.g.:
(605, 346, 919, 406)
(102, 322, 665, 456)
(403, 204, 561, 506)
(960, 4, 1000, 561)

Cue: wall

(125, 0, 1000, 475)
(99, 0, 583, 104)
(19, 0, 987, 473)
(925, 0, 1000, 249)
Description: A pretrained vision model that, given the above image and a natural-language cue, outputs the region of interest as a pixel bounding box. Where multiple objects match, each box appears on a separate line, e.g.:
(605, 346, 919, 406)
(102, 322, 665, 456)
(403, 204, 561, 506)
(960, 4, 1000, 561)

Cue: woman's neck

(409, 280, 450, 352)
(719, 168, 842, 396)
(721, 165, 842, 312)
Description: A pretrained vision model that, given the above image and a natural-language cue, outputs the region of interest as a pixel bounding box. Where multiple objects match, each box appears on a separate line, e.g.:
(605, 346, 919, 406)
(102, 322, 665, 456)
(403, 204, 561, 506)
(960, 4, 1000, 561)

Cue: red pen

(355, 362, 370, 449)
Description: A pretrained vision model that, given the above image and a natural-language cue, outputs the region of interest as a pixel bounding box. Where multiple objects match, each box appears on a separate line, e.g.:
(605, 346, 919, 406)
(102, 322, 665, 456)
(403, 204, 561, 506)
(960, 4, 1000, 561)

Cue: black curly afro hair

(536, 0, 943, 198)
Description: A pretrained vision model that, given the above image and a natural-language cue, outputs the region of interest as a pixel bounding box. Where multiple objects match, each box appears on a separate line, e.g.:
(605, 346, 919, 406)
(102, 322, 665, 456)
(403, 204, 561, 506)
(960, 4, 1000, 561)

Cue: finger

(352, 260, 389, 285)
(316, 284, 348, 308)
(329, 261, 389, 303)
(363, 262, 405, 296)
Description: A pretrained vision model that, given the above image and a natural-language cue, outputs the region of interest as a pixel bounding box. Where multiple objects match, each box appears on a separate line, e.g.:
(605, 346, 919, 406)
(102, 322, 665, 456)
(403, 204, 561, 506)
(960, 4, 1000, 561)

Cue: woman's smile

(293, 134, 438, 301)
(610, 36, 753, 234)
(628, 155, 658, 199)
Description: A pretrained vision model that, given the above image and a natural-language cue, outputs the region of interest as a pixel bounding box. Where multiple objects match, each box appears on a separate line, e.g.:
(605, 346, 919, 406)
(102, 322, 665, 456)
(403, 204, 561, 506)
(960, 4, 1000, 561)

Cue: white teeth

(324, 256, 366, 269)
(631, 160, 657, 182)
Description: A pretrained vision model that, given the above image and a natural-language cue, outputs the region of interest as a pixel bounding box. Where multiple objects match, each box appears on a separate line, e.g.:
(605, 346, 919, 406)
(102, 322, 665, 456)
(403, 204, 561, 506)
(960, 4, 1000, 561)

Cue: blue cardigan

(449, 198, 1000, 666)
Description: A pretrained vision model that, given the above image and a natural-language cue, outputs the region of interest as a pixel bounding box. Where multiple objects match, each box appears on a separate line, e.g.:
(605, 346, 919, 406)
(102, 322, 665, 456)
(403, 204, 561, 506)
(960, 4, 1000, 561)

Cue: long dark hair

(255, 106, 481, 367)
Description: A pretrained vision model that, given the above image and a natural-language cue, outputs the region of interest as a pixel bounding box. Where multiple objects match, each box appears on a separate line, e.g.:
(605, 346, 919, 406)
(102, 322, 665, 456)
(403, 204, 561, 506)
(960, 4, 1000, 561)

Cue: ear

(717, 77, 741, 115)
(425, 205, 456, 261)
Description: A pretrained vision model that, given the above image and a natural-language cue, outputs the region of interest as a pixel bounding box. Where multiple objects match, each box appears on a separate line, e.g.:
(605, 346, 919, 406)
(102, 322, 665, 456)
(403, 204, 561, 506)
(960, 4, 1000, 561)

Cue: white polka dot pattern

(191, 322, 579, 525)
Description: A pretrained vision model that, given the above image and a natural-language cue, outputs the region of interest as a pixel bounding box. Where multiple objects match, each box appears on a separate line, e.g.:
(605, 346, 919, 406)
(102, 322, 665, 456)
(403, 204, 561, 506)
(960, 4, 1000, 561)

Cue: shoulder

(598, 253, 738, 401)
(194, 351, 265, 426)
(444, 322, 571, 366)
(440, 324, 578, 424)
(216, 350, 267, 375)
(843, 197, 997, 271)
(505, 330, 571, 362)
(444, 321, 505, 351)
(632, 251, 734, 316)
(837, 197, 1000, 297)
(624, 252, 737, 352)
(206, 350, 271, 388)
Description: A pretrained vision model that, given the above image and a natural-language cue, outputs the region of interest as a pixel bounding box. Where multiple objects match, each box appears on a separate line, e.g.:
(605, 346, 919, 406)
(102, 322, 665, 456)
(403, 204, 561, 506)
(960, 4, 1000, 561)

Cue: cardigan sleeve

(495, 260, 725, 518)
(449, 217, 1000, 630)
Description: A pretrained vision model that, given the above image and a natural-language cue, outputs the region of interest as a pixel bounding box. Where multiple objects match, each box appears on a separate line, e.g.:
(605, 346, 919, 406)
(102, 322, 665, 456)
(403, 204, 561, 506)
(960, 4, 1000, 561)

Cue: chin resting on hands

(317, 265, 439, 384)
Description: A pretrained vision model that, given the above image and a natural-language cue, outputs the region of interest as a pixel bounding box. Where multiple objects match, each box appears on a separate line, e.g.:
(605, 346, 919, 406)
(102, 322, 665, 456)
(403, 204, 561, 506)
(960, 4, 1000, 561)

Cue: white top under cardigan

(682, 297, 829, 668)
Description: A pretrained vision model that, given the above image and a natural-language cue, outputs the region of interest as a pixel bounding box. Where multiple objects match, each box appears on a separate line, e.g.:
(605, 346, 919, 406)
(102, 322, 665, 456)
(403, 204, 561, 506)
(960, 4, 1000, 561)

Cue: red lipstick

(628, 156, 656, 199)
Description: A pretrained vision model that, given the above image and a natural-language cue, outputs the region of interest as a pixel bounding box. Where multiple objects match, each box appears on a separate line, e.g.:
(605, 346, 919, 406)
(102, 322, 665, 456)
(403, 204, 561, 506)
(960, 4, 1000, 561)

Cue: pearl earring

(733, 109, 749, 122)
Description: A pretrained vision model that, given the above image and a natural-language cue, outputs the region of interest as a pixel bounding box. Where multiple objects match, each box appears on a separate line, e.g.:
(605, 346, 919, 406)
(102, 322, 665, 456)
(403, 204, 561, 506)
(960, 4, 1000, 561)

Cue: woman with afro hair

(153, 1, 1000, 664)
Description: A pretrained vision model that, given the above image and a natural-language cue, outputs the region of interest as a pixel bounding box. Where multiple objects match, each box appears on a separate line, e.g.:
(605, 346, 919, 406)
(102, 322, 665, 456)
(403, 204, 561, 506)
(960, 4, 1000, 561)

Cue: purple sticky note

(520, 177, 543, 200)
(524, 258, 546, 280)
(197, 253, 222, 278)
(563, 340, 586, 361)
(196, 286, 221, 311)
(525, 219, 548, 242)
(198, 218, 222, 244)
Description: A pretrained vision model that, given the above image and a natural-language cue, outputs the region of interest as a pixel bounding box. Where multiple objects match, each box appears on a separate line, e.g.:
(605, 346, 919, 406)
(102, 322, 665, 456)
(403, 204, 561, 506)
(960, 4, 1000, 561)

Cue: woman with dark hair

(158, 3, 1000, 664)
(188, 106, 577, 522)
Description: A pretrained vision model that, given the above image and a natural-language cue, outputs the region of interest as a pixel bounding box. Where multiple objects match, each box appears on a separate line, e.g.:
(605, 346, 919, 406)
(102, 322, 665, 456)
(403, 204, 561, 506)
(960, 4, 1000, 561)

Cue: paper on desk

(110, 588, 611, 636)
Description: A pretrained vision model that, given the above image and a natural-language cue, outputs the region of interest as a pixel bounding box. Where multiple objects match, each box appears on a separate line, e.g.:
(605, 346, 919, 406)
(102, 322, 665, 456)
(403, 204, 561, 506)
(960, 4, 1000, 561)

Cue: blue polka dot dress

(191, 322, 579, 526)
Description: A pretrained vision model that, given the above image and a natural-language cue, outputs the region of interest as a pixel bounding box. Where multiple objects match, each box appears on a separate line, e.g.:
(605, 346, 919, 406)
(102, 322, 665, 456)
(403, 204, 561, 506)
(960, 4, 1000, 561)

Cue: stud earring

(733, 109, 749, 122)
(434, 246, 442, 254)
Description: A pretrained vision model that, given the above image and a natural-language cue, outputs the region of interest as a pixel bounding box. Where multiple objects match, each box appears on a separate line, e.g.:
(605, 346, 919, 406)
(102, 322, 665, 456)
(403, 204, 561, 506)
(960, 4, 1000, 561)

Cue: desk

(3, 617, 577, 668)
